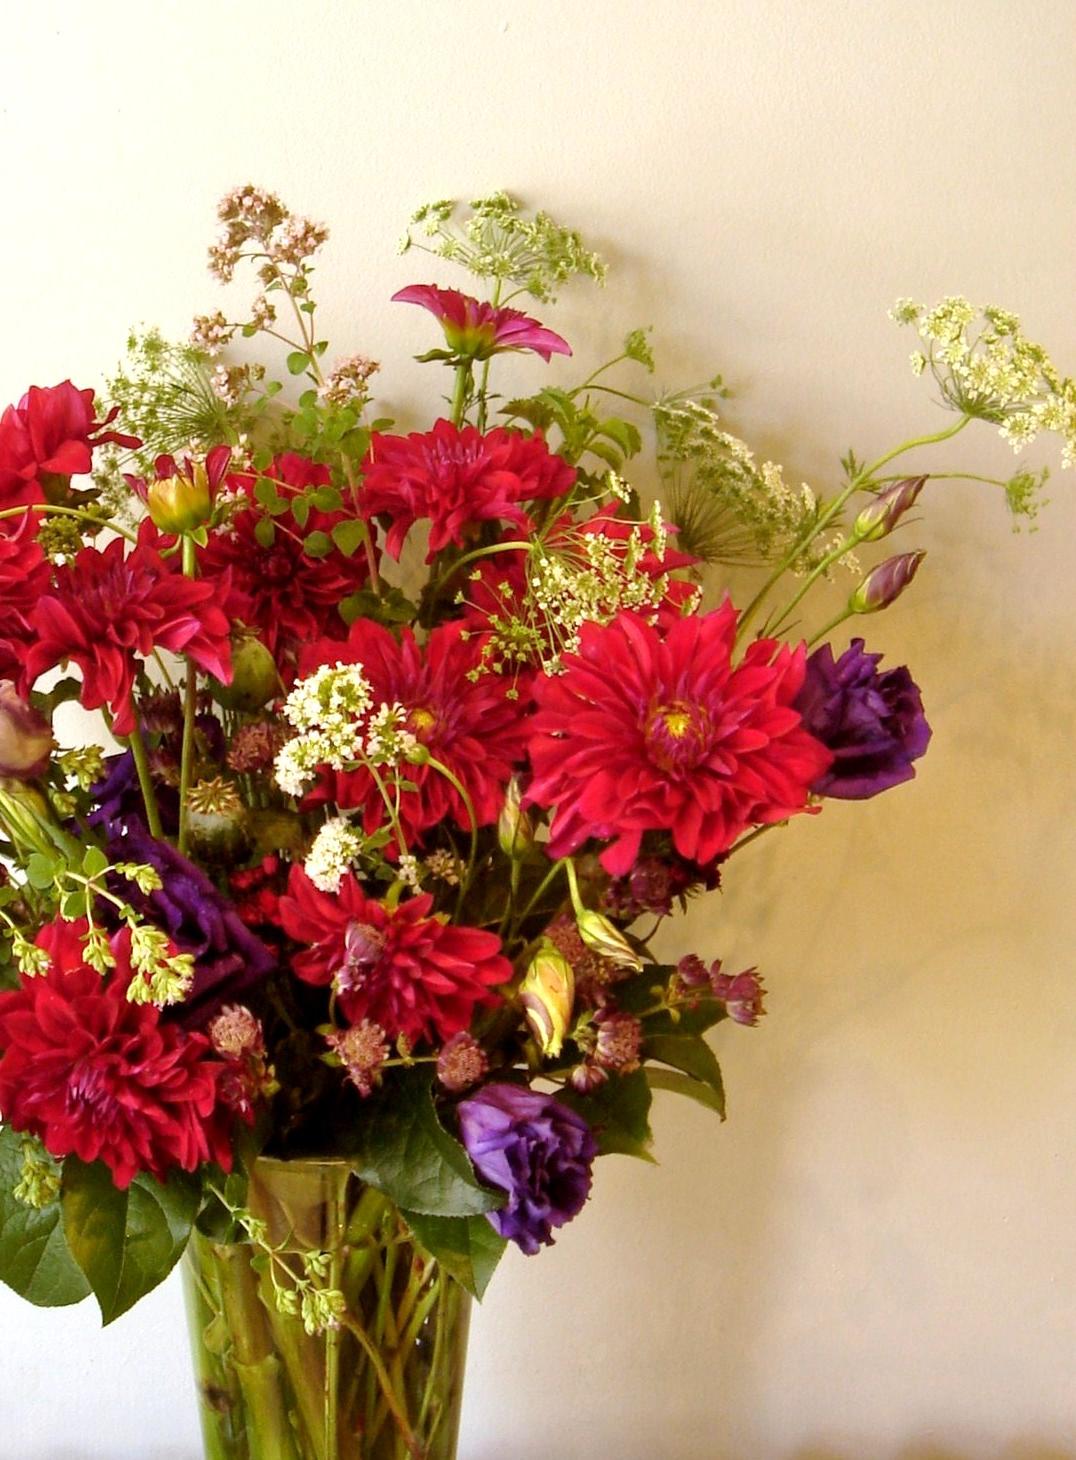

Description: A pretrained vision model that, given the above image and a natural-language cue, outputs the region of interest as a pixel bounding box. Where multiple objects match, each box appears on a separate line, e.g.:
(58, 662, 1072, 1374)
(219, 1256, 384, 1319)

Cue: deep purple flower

(88, 751, 179, 837)
(795, 638, 931, 799)
(104, 821, 276, 1026)
(457, 1083, 597, 1255)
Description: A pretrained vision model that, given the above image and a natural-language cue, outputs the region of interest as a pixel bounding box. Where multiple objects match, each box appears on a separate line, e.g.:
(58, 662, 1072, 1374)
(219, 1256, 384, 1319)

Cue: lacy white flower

(305, 817, 366, 893)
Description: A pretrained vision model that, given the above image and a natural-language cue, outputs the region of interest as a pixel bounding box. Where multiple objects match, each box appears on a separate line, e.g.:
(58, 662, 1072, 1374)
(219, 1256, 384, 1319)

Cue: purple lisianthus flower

(795, 638, 931, 799)
(457, 1083, 597, 1255)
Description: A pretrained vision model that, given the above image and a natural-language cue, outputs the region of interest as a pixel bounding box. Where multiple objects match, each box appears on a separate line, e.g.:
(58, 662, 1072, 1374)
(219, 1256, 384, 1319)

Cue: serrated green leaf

(0, 1128, 90, 1307)
(347, 1067, 501, 1217)
(286, 350, 311, 376)
(597, 418, 643, 457)
(254, 516, 276, 549)
(585, 439, 624, 469)
(646, 1067, 726, 1118)
(560, 1069, 655, 1160)
(331, 519, 367, 557)
(402, 1210, 506, 1301)
(62, 1159, 201, 1324)
(303, 530, 333, 559)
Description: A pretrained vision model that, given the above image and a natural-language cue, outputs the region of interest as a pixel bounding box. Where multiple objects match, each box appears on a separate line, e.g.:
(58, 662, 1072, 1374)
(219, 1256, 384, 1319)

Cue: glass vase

(183, 1158, 471, 1460)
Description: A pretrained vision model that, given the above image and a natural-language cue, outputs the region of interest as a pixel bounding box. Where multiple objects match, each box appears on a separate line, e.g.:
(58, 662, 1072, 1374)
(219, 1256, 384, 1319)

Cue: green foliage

(0, 1127, 89, 1307)
(402, 1210, 507, 1301)
(346, 1067, 502, 1218)
(503, 387, 642, 471)
(61, 1159, 202, 1324)
(561, 1068, 655, 1160)
(644, 1033, 726, 1119)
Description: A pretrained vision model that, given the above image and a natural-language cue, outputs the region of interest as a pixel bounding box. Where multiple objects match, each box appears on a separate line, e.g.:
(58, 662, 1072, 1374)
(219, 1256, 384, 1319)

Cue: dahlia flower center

(642, 699, 712, 773)
(262, 548, 295, 583)
(89, 565, 140, 621)
(409, 705, 437, 737)
(66, 1057, 123, 1122)
(336, 920, 386, 995)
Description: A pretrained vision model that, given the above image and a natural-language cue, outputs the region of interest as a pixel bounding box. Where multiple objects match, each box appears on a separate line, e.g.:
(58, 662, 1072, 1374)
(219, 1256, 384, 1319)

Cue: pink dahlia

(0, 381, 137, 517)
(0, 516, 51, 680)
(278, 867, 509, 1043)
(361, 420, 575, 560)
(0, 920, 233, 1188)
(526, 604, 834, 875)
(393, 284, 571, 362)
(25, 522, 233, 736)
(300, 619, 529, 845)
(200, 452, 371, 676)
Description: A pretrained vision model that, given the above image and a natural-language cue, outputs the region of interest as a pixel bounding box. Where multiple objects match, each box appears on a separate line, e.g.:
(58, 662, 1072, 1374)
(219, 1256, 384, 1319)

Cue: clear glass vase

(183, 1158, 471, 1460)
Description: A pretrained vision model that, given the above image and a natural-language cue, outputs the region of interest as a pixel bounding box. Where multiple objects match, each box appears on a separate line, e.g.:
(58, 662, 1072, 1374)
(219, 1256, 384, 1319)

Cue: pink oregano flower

(392, 284, 571, 362)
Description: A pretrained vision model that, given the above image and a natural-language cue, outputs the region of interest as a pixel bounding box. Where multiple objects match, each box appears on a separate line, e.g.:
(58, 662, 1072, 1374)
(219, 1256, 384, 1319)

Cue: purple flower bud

(853, 476, 927, 542)
(0, 682, 53, 781)
(710, 967, 766, 1026)
(849, 550, 925, 614)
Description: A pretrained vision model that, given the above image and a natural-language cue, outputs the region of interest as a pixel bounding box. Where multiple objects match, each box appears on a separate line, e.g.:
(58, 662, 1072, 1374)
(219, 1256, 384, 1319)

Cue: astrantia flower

(24, 523, 232, 736)
(457, 1083, 597, 1255)
(0, 920, 234, 1188)
(0, 516, 50, 680)
(526, 604, 833, 875)
(200, 452, 370, 675)
(278, 867, 508, 1043)
(299, 619, 529, 846)
(393, 284, 572, 362)
(361, 420, 575, 560)
(0, 381, 137, 514)
(794, 638, 931, 799)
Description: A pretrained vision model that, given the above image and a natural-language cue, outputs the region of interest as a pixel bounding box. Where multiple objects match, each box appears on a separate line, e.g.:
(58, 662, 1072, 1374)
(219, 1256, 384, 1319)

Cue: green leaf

(339, 588, 416, 628)
(62, 1159, 201, 1324)
(584, 439, 624, 469)
(254, 477, 282, 512)
(646, 1067, 725, 1118)
(597, 418, 642, 458)
(401, 1210, 506, 1301)
(254, 516, 276, 549)
(312, 485, 343, 512)
(331, 519, 368, 557)
(286, 350, 312, 376)
(618, 968, 729, 1038)
(561, 1069, 655, 1160)
(291, 496, 312, 529)
(0, 1128, 90, 1307)
(303, 530, 333, 559)
(644, 1032, 725, 1117)
(26, 851, 59, 891)
(81, 846, 109, 879)
(347, 1068, 501, 1218)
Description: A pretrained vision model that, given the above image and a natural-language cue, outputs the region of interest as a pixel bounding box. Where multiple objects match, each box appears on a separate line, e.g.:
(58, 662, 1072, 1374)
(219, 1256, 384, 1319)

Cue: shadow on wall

(794, 1444, 1075, 1460)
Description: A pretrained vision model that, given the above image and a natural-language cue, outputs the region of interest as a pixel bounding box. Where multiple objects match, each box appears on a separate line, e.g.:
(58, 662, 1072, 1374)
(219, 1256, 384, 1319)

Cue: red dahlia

(25, 521, 232, 736)
(0, 381, 137, 518)
(0, 920, 233, 1188)
(278, 867, 509, 1043)
(299, 619, 529, 844)
(526, 604, 833, 875)
(0, 516, 50, 680)
(200, 452, 370, 675)
(361, 420, 575, 560)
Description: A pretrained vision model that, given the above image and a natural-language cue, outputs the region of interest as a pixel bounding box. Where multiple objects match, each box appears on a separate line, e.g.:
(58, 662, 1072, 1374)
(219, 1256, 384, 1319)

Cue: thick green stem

(214, 1244, 303, 1460)
(450, 364, 472, 428)
(126, 716, 164, 840)
(178, 534, 199, 855)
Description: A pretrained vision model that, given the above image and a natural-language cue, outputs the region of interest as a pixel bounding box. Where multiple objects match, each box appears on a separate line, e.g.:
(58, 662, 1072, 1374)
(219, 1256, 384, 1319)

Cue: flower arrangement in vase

(0, 186, 1065, 1458)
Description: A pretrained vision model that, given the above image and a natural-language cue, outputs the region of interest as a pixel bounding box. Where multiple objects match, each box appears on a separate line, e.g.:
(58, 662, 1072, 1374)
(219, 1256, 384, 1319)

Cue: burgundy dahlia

(360, 420, 575, 560)
(457, 1083, 597, 1255)
(526, 604, 833, 875)
(0, 381, 137, 514)
(0, 920, 234, 1187)
(0, 517, 50, 680)
(25, 523, 232, 737)
(278, 867, 509, 1044)
(794, 638, 931, 799)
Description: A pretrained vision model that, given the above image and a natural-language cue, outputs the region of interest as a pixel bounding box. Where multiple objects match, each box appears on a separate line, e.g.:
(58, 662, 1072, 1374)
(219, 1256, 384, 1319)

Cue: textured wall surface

(0, 2, 1073, 1457)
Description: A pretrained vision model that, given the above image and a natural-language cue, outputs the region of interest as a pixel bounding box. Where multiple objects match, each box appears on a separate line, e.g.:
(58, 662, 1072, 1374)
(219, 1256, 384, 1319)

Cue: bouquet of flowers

(0, 186, 1064, 1459)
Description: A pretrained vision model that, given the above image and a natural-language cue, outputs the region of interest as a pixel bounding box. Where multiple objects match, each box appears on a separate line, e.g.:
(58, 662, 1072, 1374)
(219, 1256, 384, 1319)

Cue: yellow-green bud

(519, 941, 575, 1058)
(497, 777, 534, 858)
(146, 461, 213, 535)
(575, 910, 643, 971)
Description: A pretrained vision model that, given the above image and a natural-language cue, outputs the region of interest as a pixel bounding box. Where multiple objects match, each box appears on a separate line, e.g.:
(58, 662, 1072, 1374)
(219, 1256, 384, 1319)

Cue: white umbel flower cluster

(304, 817, 366, 893)
(275, 663, 375, 797)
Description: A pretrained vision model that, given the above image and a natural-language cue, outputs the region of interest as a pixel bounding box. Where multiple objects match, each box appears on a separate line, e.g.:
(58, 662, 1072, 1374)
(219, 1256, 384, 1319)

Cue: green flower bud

(497, 777, 534, 858)
(519, 940, 575, 1058)
(575, 910, 643, 971)
(209, 632, 281, 713)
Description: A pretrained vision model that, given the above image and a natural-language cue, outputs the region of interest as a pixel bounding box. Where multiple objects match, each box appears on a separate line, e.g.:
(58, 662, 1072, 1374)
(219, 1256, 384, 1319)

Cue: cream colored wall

(1, 2, 1073, 1457)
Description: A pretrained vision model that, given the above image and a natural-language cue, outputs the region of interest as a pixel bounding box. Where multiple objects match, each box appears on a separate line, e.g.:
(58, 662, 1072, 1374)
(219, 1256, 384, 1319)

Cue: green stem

(126, 716, 164, 840)
(508, 856, 572, 940)
(425, 757, 479, 913)
(476, 279, 502, 432)
(324, 1185, 345, 1459)
(213, 1244, 303, 1460)
(178, 534, 198, 855)
(766, 532, 859, 638)
(0, 502, 139, 543)
(807, 605, 855, 647)
(450, 364, 472, 428)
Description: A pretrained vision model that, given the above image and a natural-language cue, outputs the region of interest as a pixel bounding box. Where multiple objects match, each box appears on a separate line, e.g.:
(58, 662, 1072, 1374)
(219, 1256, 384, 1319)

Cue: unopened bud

(210, 632, 281, 713)
(853, 476, 926, 542)
(146, 466, 212, 534)
(575, 910, 644, 972)
(849, 550, 925, 614)
(497, 777, 534, 858)
(0, 683, 53, 781)
(519, 940, 575, 1058)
